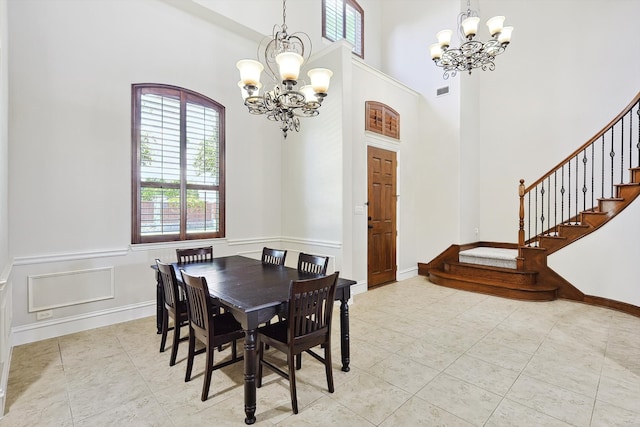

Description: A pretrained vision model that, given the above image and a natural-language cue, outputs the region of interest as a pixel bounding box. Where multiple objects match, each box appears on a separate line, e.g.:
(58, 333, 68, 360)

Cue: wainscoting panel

(28, 267, 115, 312)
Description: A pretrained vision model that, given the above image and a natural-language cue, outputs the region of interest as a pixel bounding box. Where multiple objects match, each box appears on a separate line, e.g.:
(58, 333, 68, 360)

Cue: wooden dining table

(152, 255, 356, 424)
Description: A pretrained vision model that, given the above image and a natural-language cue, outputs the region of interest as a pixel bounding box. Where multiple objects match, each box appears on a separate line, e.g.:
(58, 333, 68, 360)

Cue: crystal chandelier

(236, 0, 333, 138)
(429, 0, 513, 79)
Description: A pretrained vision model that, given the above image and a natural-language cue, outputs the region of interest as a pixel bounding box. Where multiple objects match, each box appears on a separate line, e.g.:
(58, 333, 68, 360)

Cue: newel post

(518, 179, 525, 248)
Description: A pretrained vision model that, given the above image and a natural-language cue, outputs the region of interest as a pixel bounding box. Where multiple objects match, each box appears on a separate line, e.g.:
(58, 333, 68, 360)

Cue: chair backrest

(176, 246, 213, 264)
(297, 253, 329, 275)
(156, 259, 183, 309)
(287, 272, 339, 347)
(180, 270, 212, 337)
(262, 247, 287, 266)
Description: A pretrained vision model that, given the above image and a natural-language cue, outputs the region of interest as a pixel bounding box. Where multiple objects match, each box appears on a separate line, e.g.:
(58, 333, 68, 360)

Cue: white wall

(7, 0, 282, 343)
(0, 0, 11, 414)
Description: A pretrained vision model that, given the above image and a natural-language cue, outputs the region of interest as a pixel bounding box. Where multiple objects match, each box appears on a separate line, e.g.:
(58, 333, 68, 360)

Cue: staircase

(419, 92, 640, 315)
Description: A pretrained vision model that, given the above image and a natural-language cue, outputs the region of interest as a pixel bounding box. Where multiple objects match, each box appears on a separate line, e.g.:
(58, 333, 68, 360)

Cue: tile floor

(1, 276, 639, 426)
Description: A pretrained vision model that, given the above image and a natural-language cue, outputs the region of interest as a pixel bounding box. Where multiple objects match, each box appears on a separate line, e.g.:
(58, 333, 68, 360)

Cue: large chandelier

(236, 0, 333, 138)
(429, 0, 513, 79)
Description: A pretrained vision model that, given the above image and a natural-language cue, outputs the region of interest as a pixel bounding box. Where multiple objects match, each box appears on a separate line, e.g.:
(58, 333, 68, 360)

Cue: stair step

(458, 247, 518, 269)
(445, 261, 538, 285)
(428, 269, 557, 301)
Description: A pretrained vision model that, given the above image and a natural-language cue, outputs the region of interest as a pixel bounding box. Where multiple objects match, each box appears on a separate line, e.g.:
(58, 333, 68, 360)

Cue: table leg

(243, 329, 258, 425)
(339, 298, 350, 372)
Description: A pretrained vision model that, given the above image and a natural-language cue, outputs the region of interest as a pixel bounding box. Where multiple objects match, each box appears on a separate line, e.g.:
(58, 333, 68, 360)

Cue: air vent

(437, 86, 450, 97)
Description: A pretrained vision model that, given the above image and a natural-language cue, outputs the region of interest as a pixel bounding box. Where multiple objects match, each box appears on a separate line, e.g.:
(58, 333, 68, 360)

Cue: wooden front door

(367, 146, 397, 288)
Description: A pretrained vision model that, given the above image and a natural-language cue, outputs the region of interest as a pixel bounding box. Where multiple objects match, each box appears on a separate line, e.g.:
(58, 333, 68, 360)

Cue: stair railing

(518, 92, 640, 249)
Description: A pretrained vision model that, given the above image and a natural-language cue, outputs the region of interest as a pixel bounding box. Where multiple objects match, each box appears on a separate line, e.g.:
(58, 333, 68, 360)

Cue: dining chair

(256, 272, 339, 414)
(155, 259, 189, 366)
(176, 246, 213, 264)
(261, 247, 287, 266)
(180, 270, 245, 402)
(297, 252, 329, 275)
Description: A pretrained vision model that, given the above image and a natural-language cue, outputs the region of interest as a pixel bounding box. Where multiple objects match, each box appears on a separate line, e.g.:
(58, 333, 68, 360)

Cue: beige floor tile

(416, 372, 502, 425)
(379, 395, 473, 426)
(366, 352, 439, 394)
(330, 370, 411, 425)
(484, 398, 574, 426)
(506, 375, 594, 427)
(443, 354, 520, 396)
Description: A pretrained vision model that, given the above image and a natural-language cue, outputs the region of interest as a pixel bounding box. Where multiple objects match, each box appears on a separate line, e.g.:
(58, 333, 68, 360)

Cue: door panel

(367, 146, 397, 288)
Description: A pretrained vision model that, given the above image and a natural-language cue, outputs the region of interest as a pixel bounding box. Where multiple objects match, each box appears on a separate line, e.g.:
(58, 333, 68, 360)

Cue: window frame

(322, 0, 365, 59)
(131, 83, 226, 244)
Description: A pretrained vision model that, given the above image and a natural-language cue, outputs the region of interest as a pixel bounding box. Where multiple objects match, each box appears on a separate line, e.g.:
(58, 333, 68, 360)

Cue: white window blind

(323, 0, 364, 58)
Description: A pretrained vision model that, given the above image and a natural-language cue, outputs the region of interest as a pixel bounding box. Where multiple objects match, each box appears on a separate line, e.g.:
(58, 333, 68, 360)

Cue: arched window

(131, 84, 225, 244)
(323, 0, 364, 58)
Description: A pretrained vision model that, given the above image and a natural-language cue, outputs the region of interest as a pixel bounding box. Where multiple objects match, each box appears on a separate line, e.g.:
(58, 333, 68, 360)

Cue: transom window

(131, 84, 225, 244)
(323, 0, 364, 58)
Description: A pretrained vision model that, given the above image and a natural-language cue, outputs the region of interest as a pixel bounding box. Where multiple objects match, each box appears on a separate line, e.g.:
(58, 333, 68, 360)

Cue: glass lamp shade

(498, 26, 513, 44)
(236, 59, 264, 86)
(307, 68, 333, 93)
(429, 43, 442, 60)
(275, 52, 304, 81)
(300, 85, 318, 103)
(436, 30, 452, 48)
(238, 81, 261, 100)
(461, 16, 480, 37)
(486, 16, 505, 36)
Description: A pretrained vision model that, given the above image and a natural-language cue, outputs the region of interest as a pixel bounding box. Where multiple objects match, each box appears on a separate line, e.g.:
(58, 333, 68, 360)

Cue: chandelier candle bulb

(236, 59, 264, 86)
(498, 26, 513, 44)
(307, 68, 333, 93)
(436, 29, 452, 48)
(461, 16, 480, 37)
(430, 43, 443, 60)
(486, 16, 505, 36)
(300, 85, 318, 104)
(275, 52, 304, 82)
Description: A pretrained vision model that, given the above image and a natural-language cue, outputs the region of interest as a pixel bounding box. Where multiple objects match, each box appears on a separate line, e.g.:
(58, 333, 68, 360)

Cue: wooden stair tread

(430, 268, 556, 292)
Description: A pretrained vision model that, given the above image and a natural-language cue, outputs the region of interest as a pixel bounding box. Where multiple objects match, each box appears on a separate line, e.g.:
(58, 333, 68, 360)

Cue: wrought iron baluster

(590, 143, 594, 211)
(540, 182, 545, 235)
(621, 116, 625, 184)
(567, 161, 571, 225)
(610, 126, 615, 198)
(561, 165, 565, 225)
(582, 149, 587, 213)
(637, 103, 640, 168)
(554, 171, 557, 234)
(527, 192, 531, 246)
(601, 134, 605, 199)
(534, 186, 538, 242)
(575, 155, 579, 222)
(547, 176, 551, 235)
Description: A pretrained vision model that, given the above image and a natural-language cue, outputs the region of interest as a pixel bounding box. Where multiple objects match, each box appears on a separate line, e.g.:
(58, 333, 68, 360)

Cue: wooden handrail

(518, 91, 640, 248)
(524, 91, 640, 193)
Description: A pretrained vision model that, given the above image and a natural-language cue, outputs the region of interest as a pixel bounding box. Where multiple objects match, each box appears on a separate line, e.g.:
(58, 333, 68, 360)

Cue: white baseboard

(11, 301, 156, 346)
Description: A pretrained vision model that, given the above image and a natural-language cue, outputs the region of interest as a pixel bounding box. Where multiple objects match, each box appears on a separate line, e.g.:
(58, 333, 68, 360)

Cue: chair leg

(185, 331, 195, 382)
(159, 308, 169, 352)
(169, 316, 180, 366)
(324, 342, 334, 393)
(201, 344, 214, 401)
(296, 353, 302, 370)
(257, 341, 264, 388)
(288, 354, 298, 414)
